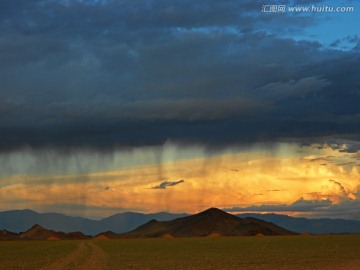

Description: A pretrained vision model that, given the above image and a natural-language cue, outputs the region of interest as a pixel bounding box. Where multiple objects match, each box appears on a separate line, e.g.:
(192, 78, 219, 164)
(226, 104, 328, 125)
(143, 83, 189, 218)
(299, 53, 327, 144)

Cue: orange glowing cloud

(0, 143, 359, 218)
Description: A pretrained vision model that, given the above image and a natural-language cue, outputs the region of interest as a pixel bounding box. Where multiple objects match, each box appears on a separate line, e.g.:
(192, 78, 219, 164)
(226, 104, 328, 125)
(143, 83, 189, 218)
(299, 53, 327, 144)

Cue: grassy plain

(0, 240, 78, 269)
(1, 235, 360, 269)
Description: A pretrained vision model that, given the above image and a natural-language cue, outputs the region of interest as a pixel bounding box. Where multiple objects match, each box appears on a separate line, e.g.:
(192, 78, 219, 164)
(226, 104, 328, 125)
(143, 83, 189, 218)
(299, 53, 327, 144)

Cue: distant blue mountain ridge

(0, 209, 187, 235)
(236, 213, 360, 235)
(0, 209, 359, 235)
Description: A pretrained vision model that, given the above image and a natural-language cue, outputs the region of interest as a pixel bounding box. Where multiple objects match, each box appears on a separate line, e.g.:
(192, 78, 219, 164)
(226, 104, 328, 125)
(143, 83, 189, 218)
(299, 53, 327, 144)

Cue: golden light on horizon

(0, 143, 359, 218)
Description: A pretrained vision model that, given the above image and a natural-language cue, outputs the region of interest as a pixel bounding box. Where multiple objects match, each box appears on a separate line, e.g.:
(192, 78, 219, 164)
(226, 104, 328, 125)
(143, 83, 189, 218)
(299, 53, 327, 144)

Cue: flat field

(1, 235, 360, 270)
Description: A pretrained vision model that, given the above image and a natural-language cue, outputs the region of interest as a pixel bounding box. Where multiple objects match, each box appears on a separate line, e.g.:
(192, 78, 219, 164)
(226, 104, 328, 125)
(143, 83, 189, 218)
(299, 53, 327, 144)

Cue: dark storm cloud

(1, 0, 360, 152)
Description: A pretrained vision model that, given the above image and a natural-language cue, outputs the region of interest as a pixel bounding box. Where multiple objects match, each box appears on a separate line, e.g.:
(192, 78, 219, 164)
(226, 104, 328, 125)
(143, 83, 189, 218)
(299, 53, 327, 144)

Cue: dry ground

(39, 241, 107, 270)
(1, 235, 360, 269)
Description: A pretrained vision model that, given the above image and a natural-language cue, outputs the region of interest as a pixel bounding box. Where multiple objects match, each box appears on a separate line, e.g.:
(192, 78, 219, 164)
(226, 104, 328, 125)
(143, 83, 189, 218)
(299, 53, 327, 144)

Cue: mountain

(121, 208, 296, 238)
(94, 231, 120, 240)
(0, 209, 97, 234)
(18, 224, 89, 240)
(0, 209, 186, 235)
(0, 229, 19, 240)
(2, 209, 360, 235)
(237, 213, 360, 234)
(97, 211, 187, 234)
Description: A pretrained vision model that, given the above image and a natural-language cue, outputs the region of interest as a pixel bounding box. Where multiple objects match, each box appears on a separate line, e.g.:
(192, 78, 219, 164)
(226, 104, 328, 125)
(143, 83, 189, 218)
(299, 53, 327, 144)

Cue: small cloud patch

(151, 179, 185, 189)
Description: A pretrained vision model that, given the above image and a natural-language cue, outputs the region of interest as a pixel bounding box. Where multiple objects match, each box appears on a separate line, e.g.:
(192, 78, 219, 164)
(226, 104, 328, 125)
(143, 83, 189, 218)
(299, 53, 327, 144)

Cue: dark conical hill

(121, 208, 296, 238)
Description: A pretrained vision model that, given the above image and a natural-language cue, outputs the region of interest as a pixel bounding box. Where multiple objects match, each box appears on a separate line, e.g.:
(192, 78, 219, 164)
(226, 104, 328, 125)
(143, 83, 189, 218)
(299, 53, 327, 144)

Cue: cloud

(255, 76, 331, 100)
(326, 179, 357, 200)
(224, 198, 360, 219)
(224, 182, 360, 219)
(151, 180, 185, 189)
(1, 145, 358, 218)
(223, 198, 333, 213)
(0, 0, 359, 154)
(302, 179, 357, 203)
(329, 179, 346, 193)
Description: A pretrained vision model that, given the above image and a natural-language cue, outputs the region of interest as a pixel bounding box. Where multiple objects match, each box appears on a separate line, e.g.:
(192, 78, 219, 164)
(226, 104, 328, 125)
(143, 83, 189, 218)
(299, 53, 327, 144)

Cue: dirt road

(39, 241, 108, 270)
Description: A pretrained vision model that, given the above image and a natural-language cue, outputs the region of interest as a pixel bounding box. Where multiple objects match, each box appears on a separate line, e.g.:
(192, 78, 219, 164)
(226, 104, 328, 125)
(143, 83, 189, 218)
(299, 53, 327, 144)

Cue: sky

(0, 0, 360, 220)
